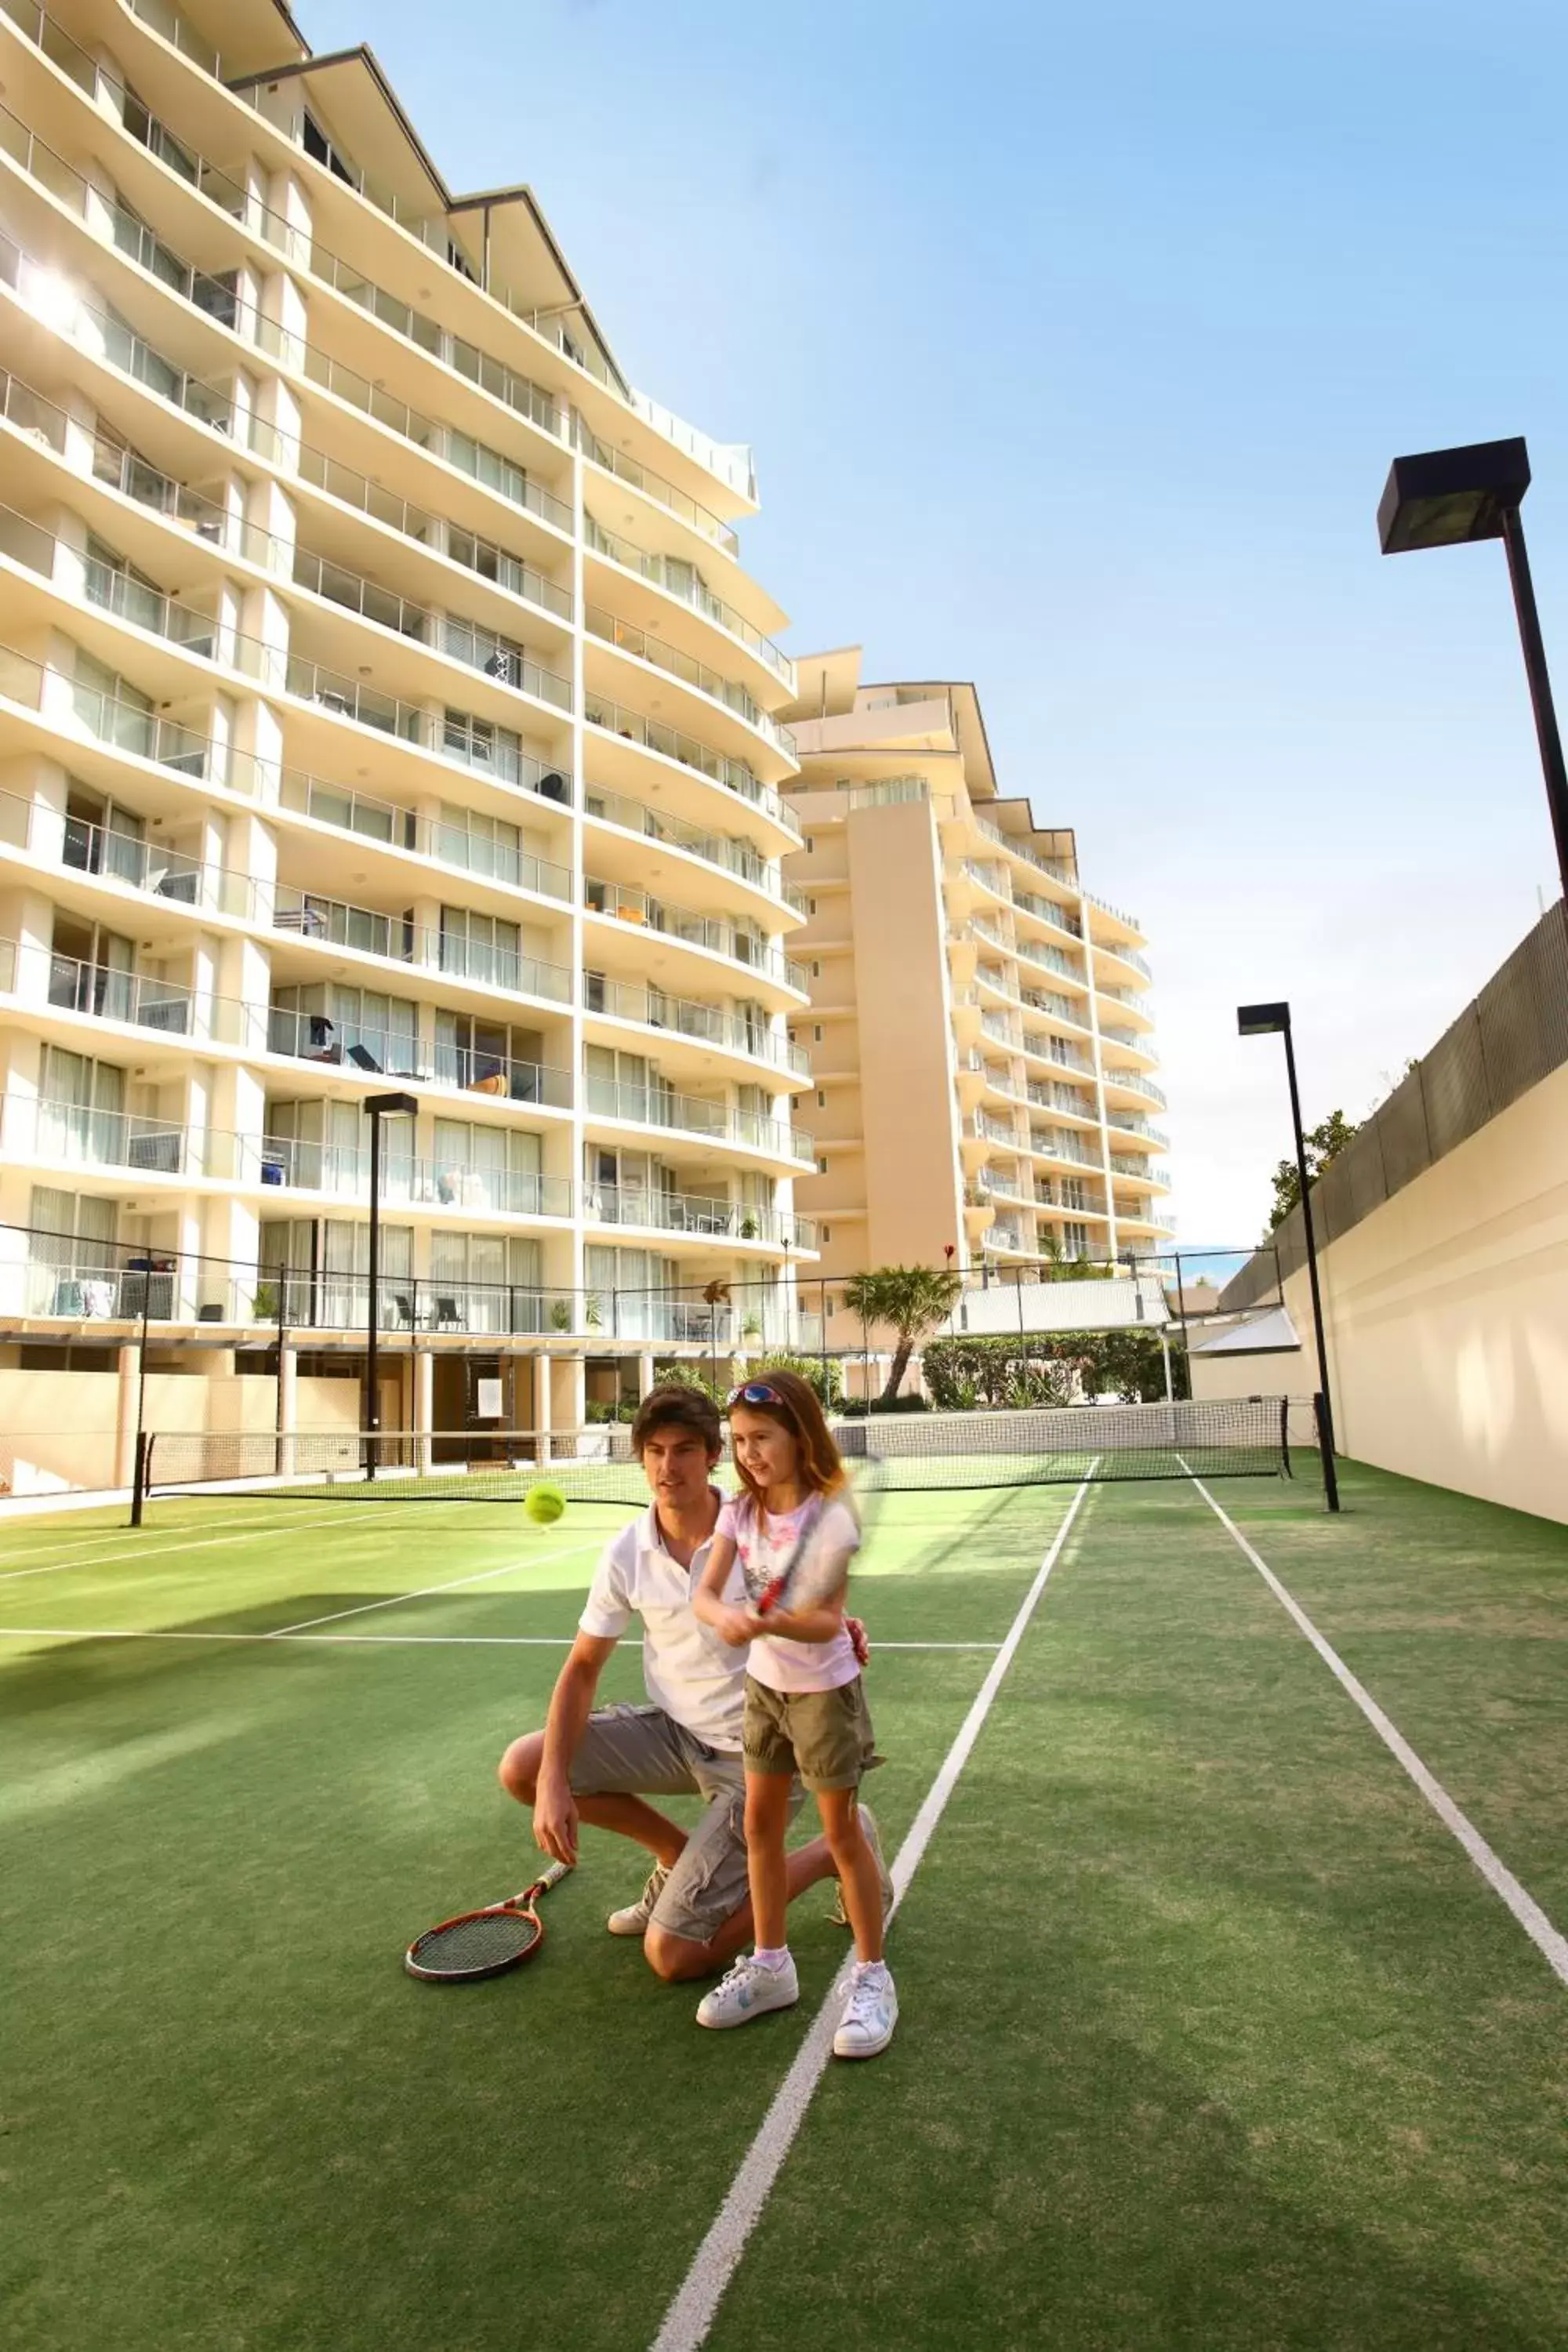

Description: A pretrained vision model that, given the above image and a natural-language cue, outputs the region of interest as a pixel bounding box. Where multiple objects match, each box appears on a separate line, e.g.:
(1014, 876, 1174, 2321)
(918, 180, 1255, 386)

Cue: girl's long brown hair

(728, 1368, 846, 1510)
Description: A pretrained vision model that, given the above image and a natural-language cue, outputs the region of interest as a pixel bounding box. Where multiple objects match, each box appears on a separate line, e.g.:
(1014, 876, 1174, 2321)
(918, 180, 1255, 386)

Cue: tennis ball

(524, 1481, 568, 1526)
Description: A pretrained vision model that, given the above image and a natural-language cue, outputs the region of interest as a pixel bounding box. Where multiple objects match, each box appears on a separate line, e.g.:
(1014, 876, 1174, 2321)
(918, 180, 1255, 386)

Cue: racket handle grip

(538, 1858, 572, 1889)
(754, 1577, 785, 1617)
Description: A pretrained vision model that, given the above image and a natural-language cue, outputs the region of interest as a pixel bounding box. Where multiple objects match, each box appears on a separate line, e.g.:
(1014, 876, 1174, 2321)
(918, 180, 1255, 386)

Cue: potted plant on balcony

(739, 1213, 759, 1241)
(584, 1294, 604, 1330)
(252, 1279, 278, 1323)
(549, 1298, 572, 1332)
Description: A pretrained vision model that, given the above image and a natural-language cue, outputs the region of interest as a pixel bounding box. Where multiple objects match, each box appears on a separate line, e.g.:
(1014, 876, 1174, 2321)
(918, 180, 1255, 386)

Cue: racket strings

(410, 1910, 540, 1973)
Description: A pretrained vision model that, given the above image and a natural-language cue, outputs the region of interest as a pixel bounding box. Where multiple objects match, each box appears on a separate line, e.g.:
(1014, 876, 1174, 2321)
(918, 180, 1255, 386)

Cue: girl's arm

(693, 1533, 758, 1648)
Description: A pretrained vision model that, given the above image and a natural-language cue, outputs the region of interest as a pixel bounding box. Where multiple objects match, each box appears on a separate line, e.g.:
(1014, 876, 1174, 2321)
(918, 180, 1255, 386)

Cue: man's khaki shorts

(567, 1702, 800, 1946)
(742, 1674, 880, 1793)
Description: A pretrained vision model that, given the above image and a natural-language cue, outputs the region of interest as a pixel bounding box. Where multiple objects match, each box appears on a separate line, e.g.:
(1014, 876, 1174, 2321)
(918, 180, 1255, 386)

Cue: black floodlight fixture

(1378, 434, 1568, 895)
(1236, 1001, 1290, 1039)
(1377, 436, 1530, 555)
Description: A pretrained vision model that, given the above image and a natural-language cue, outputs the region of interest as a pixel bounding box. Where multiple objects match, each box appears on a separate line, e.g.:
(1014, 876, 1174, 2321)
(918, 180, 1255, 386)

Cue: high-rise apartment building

(0, 0, 812, 1452)
(783, 651, 1171, 1306)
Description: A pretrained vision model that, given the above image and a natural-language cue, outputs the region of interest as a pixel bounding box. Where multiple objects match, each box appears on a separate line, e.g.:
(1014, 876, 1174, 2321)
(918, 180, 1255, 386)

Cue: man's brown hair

(630, 1382, 723, 1457)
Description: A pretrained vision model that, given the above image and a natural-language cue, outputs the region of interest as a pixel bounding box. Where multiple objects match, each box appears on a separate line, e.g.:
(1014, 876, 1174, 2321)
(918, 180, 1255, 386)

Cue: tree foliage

(840, 1265, 965, 1404)
(922, 1330, 1188, 1411)
(1266, 1109, 1359, 1232)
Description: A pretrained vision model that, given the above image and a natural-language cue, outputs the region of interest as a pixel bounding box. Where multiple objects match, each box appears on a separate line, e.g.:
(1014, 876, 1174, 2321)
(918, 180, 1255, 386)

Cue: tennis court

(4, 1446, 1566, 2350)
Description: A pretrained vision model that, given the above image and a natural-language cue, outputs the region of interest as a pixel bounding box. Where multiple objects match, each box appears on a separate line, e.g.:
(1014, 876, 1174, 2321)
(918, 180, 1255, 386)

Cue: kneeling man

(498, 1383, 888, 1982)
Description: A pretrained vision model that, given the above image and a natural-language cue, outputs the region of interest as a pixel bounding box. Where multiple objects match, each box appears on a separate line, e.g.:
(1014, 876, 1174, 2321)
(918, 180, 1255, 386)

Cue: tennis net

(143, 1398, 1293, 1504)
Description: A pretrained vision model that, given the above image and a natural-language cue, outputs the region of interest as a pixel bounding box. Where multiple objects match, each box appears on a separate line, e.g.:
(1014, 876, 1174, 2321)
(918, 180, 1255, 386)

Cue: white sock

(853, 1958, 889, 1985)
(753, 1945, 790, 1971)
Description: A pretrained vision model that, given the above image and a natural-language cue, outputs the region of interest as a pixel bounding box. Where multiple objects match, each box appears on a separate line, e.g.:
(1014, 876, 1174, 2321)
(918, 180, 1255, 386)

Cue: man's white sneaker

(833, 1962, 897, 2060)
(827, 1803, 895, 1929)
(695, 1952, 800, 2031)
(606, 1862, 670, 1936)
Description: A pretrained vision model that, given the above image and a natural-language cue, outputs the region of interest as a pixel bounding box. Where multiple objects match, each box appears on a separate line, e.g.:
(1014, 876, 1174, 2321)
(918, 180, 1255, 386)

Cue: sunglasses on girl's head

(728, 1381, 783, 1408)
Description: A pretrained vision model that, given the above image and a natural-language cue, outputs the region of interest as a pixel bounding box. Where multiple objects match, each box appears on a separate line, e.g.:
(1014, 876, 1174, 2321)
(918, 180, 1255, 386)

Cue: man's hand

(846, 1613, 869, 1668)
(710, 1605, 760, 1649)
(532, 1770, 580, 1867)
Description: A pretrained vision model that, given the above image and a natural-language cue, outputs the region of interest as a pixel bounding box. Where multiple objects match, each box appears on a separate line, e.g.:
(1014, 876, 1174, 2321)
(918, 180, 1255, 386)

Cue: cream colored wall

(1189, 1348, 1310, 1404)
(847, 800, 964, 1265)
(0, 1372, 362, 1495)
(1196, 1061, 1568, 1525)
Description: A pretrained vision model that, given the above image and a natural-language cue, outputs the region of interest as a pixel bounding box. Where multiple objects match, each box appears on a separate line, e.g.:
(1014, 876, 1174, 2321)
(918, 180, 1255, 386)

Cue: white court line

(267, 1536, 601, 1635)
(1185, 1469, 1568, 1993)
(650, 1469, 1099, 2352)
(0, 1503, 419, 1584)
(0, 1627, 1004, 1653)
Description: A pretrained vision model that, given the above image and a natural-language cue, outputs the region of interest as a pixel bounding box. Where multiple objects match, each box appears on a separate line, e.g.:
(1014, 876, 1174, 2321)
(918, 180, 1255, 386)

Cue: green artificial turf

(3, 1465, 1566, 2351)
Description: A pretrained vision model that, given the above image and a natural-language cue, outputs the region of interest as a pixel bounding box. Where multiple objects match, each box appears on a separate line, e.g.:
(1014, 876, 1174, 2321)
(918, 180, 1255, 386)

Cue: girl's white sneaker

(833, 1962, 898, 2059)
(696, 1951, 800, 2029)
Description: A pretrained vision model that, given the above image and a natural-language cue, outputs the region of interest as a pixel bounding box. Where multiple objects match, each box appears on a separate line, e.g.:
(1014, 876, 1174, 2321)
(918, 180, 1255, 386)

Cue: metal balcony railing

(583, 1075, 811, 1161)
(588, 1185, 809, 1248)
(583, 781, 780, 899)
(585, 877, 807, 993)
(585, 687, 796, 833)
(583, 516, 794, 687)
(255, 1138, 574, 1218)
(572, 418, 739, 557)
(584, 605, 794, 758)
(266, 1004, 574, 1105)
(585, 975, 808, 1077)
(292, 548, 572, 711)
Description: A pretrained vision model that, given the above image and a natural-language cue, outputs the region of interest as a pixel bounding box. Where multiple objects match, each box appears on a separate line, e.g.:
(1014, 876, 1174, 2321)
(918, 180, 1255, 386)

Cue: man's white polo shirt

(578, 1494, 747, 1752)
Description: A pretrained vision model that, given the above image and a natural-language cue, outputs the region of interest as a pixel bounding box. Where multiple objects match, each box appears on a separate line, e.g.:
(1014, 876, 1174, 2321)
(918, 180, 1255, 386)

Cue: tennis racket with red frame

(752, 1476, 866, 1619)
(404, 1859, 572, 1983)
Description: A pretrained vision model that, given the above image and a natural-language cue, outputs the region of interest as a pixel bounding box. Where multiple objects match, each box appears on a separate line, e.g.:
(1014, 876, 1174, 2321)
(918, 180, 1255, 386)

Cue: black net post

(130, 1428, 149, 1526)
(1315, 1391, 1341, 1513)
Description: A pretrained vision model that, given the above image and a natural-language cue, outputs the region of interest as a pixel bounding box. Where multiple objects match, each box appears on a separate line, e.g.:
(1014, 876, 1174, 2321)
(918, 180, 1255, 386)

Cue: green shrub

(751, 1351, 842, 1408)
(921, 1330, 1187, 1409)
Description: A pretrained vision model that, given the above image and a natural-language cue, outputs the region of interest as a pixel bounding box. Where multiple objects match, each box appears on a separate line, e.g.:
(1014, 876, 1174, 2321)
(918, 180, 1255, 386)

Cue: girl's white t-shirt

(717, 1492, 861, 1695)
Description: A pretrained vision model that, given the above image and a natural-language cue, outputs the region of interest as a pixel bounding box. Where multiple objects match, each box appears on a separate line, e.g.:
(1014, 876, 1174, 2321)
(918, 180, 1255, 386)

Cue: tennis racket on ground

(404, 1859, 572, 1983)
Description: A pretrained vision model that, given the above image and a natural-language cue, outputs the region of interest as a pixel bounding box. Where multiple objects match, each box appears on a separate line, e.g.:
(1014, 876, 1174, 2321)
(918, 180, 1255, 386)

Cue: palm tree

(840, 1265, 964, 1406)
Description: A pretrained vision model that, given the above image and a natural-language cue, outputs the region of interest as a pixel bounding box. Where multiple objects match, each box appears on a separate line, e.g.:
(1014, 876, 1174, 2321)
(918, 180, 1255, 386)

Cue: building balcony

(583, 1075, 812, 1168)
(256, 1139, 575, 1222)
(586, 1185, 812, 1253)
(266, 1003, 572, 1108)
(1094, 938, 1153, 985)
(583, 515, 793, 692)
(584, 877, 806, 1001)
(584, 974, 808, 1082)
(584, 686, 800, 844)
(583, 781, 795, 919)
(585, 604, 795, 766)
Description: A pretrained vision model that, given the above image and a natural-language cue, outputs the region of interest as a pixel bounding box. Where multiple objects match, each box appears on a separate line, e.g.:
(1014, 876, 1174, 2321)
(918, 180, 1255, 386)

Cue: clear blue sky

(302, 0, 1568, 1249)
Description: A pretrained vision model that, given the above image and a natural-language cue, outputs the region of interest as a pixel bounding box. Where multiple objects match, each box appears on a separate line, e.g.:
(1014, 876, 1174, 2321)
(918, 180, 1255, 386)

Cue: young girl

(692, 1371, 896, 2059)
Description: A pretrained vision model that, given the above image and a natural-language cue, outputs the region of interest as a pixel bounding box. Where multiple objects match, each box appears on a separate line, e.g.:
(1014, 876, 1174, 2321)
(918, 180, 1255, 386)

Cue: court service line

(0, 1627, 1004, 1653)
(650, 1468, 1099, 2352)
(1186, 1471, 1568, 1992)
(0, 1504, 419, 1584)
(266, 1536, 602, 1635)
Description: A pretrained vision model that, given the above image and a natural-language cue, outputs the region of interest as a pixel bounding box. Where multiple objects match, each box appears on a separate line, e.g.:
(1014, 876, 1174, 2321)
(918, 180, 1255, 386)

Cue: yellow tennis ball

(524, 1482, 567, 1526)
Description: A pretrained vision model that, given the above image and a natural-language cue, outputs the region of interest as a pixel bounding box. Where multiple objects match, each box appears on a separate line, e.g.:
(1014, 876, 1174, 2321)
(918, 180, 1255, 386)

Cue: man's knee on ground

(497, 1730, 544, 1802)
(643, 1924, 711, 1984)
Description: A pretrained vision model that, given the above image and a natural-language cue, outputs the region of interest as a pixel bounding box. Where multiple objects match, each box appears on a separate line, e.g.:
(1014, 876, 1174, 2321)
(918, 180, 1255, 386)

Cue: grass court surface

(3, 1462, 1566, 2350)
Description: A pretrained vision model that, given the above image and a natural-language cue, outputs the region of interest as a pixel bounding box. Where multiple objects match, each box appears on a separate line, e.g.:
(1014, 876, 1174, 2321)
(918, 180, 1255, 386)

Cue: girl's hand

(712, 1606, 759, 1648)
(846, 1614, 869, 1667)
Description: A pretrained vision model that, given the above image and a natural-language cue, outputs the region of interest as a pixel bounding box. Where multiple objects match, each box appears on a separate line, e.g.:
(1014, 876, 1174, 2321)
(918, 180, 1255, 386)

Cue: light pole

(1377, 435, 1568, 900)
(363, 1091, 417, 1479)
(1237, 1002, 1341, 1513)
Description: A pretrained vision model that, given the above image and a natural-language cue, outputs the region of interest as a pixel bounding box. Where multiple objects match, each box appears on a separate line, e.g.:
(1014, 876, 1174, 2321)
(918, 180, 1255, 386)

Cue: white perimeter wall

(1195, 1061, 1568, 1525)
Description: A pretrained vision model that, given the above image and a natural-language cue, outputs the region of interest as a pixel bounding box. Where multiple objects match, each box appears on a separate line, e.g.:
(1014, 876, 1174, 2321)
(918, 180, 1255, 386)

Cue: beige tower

(782, 651, 1171, 1334)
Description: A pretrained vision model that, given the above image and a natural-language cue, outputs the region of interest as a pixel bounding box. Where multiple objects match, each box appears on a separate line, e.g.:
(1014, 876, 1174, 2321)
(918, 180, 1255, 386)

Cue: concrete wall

(1196, 1061, 1568, 1524)
(0, 1371, 360, 1495)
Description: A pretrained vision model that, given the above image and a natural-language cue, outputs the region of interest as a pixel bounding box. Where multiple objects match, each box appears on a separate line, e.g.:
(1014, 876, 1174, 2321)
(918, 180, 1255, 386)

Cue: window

(817, 1091, 826, 1108)
(441, 906, 522, 993)
(822, 1229, 832, 1247)
(302, 111, 355, 185)
(813, 1025, 823, 1043)
(808, 898, 818, 916)
(28, 1184, 118, 1306)
(811, 960, 821, 978)
(817, 1156, 828, 1174)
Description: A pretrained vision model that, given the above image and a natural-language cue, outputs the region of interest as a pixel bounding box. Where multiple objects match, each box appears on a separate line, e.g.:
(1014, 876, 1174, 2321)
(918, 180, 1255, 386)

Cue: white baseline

(649, 1467, 1099, 2352)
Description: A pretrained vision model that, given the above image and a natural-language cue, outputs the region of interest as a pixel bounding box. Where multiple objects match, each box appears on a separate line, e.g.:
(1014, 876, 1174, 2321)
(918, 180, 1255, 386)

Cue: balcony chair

(434, 1296, 462, 1331)
(347, 1042, 383, 1072)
